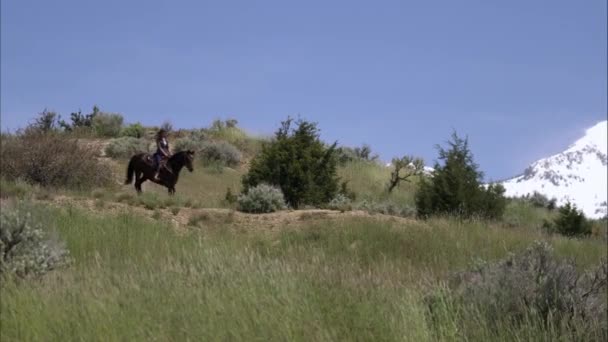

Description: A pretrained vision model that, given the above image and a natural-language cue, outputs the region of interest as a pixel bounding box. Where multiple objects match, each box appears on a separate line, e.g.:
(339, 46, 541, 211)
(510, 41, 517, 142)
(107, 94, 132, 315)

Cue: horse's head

(168, 150, 195, 173)
(184, 150, 195, 172)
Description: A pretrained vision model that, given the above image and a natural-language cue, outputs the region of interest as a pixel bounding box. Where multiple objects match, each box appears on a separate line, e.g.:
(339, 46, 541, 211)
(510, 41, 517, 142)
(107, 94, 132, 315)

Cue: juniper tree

(415, 131, 506, 219)
(242, 117, 339, 208)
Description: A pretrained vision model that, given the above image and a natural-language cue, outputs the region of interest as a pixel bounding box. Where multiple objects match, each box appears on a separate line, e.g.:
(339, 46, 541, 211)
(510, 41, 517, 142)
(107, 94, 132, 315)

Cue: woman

(153, 129, 171, 181)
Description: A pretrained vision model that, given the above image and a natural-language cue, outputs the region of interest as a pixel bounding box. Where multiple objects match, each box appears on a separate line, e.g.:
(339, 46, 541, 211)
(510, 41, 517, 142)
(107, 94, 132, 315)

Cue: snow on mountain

(384, 162, 435, 176)
(501, 120, 607, 219)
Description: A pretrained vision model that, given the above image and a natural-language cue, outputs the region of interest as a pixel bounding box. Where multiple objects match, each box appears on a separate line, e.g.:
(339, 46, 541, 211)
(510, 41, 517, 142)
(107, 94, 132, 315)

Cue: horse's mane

(170, 150, 187, 160)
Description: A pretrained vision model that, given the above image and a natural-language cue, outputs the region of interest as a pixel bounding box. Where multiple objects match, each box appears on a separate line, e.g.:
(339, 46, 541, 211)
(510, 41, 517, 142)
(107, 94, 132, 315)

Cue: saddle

(147, 154, 173, 174)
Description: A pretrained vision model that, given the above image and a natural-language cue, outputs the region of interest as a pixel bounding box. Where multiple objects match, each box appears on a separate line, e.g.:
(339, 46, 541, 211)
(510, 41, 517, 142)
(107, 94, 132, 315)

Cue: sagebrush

(0, 132, 111, 189)
(435, 241, 607, 337)
(0, 203, 70, 280)
(105, 137, 150, 159)
(237, 184, 286, 213)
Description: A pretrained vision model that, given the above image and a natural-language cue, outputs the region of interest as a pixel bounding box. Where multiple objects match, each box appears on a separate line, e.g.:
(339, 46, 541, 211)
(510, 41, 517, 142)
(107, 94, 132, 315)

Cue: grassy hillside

(1, 118, 606, 341)
(2, 203, 605, 341)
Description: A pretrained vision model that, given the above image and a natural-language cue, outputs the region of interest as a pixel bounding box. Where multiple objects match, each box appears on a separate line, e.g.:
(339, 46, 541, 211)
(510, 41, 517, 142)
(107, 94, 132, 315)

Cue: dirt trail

(41, 195, 415, 233)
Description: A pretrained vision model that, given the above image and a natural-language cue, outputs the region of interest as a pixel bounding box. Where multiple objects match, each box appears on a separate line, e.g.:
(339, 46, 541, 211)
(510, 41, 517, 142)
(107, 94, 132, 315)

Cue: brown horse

(125, 150, 195, 195)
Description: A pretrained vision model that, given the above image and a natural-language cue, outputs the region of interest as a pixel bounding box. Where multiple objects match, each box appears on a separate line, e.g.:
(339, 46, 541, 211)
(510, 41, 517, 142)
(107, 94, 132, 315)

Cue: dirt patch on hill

(40, 195, 414, 233)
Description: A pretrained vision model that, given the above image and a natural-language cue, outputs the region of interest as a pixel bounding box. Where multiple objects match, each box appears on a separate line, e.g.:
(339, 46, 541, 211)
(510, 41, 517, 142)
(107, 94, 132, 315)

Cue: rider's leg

(154, 155, 161, 181)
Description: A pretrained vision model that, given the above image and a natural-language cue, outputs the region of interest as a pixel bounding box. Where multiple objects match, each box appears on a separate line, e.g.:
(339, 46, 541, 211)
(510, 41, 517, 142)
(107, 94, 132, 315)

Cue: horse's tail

(125, 156, 136, 185)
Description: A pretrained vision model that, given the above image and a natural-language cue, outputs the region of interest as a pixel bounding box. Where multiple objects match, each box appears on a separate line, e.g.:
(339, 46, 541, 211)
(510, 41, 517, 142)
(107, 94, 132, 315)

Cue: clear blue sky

(2, 0, 606, 180)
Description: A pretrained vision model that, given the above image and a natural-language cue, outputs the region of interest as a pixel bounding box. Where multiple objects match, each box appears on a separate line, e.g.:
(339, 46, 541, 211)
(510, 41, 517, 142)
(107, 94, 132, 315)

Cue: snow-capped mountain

(501, 120, 607, 219)
(384, 162, 435, 176)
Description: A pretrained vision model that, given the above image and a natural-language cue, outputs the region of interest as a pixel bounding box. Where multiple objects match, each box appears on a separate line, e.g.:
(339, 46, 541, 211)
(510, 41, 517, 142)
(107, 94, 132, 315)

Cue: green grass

(2, 204, 605, 341)
(502, 199, 556, 230)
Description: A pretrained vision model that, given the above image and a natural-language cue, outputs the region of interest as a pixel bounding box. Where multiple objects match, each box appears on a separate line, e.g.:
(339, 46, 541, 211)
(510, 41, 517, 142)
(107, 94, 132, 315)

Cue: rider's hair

(156, 129, 167, 141)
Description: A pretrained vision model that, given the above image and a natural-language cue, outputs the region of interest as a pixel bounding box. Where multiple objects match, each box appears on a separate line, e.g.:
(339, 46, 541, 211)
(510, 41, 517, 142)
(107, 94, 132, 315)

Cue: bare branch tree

(387, 155, 424, 193)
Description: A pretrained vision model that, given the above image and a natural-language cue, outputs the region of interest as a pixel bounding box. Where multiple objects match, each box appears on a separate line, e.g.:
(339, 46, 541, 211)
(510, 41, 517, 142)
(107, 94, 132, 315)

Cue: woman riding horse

(154, 129, 171, 181)
(124, 128, 195, 195)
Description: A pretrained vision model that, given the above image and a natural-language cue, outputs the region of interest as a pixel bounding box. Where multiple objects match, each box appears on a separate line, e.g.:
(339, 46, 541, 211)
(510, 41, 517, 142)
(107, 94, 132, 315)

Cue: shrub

(92, 112, 124, 137)
(105, 137, 149, 159)
(91, 189, 105, 199)
(479, 183, 508, 220)
(339, 181, 357, 201)
(544, 202, 592, 237)
(415, 131, 506, 220)
(27, 109, 60, 133)
(336, 144, 379, 165)
(242, 117, 339, 208)
(121, 123, 146, 138)
(189, 129, 208, 142)
(0, 132, 111, 189)
(327, 194, 352, 212)
(523, 191, 558, 210)
(58, 106, 98, 132)
(173, 137, 205, 154)
(115, 192, 134, 203)
(357, 200, 416, 218)
(0, 203, 70, 280)
(200, 141, 242, 167)
(224, 187, 237, 205)
(174, 139, 241, 167)
(151, 210, 162, 220)
(0, 179, 33, 199)
(138, 194, 161, 210)
(237, 184, 286, 213)
(188, 212, 210, 226)
(441, 241, 607, 334)
(94, 199, 105, 209)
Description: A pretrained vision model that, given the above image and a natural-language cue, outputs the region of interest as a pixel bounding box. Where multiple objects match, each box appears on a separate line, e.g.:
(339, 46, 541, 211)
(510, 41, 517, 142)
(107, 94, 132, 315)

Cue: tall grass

(2, 205, 605, 341)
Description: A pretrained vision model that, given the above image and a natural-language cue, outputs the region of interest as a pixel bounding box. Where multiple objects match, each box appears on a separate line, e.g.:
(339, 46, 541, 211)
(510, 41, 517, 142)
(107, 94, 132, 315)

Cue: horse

(125, 150, 195, 195)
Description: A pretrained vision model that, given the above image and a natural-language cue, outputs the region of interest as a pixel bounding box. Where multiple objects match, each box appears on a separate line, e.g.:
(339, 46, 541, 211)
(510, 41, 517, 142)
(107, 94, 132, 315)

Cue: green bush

(105, 137, 149, 159)
(174, 138, 241, 167)
(415, 132, 506, 220)
(242, 117, 339, 209)
(237, 184, 286, 213)
(327, 194, 352, 212)
(437, 241, 607, 335)
(173, 137, 205, 153)
(336, 144, 379, 164)
(0, 132, 111, 189)
(200, 141, 242, 168)
(544, 202, 592, 237)
(0, 179, 33, 199)
(224, 187, 238, 205)
(522, 191, 558, 210)
(0, 203, 70, 280)
(120, 123, 146, 138)
(92, 112, 124, 137)
(357, 200, 416, 218)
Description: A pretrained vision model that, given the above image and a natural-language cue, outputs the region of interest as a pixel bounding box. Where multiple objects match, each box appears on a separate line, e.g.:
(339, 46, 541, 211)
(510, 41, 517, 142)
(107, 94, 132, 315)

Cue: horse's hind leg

(135, 172, 144, 194)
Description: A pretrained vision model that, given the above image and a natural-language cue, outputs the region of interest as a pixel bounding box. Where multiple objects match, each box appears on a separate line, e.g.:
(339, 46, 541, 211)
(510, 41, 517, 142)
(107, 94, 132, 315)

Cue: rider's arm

(158, 139, 170, 157)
